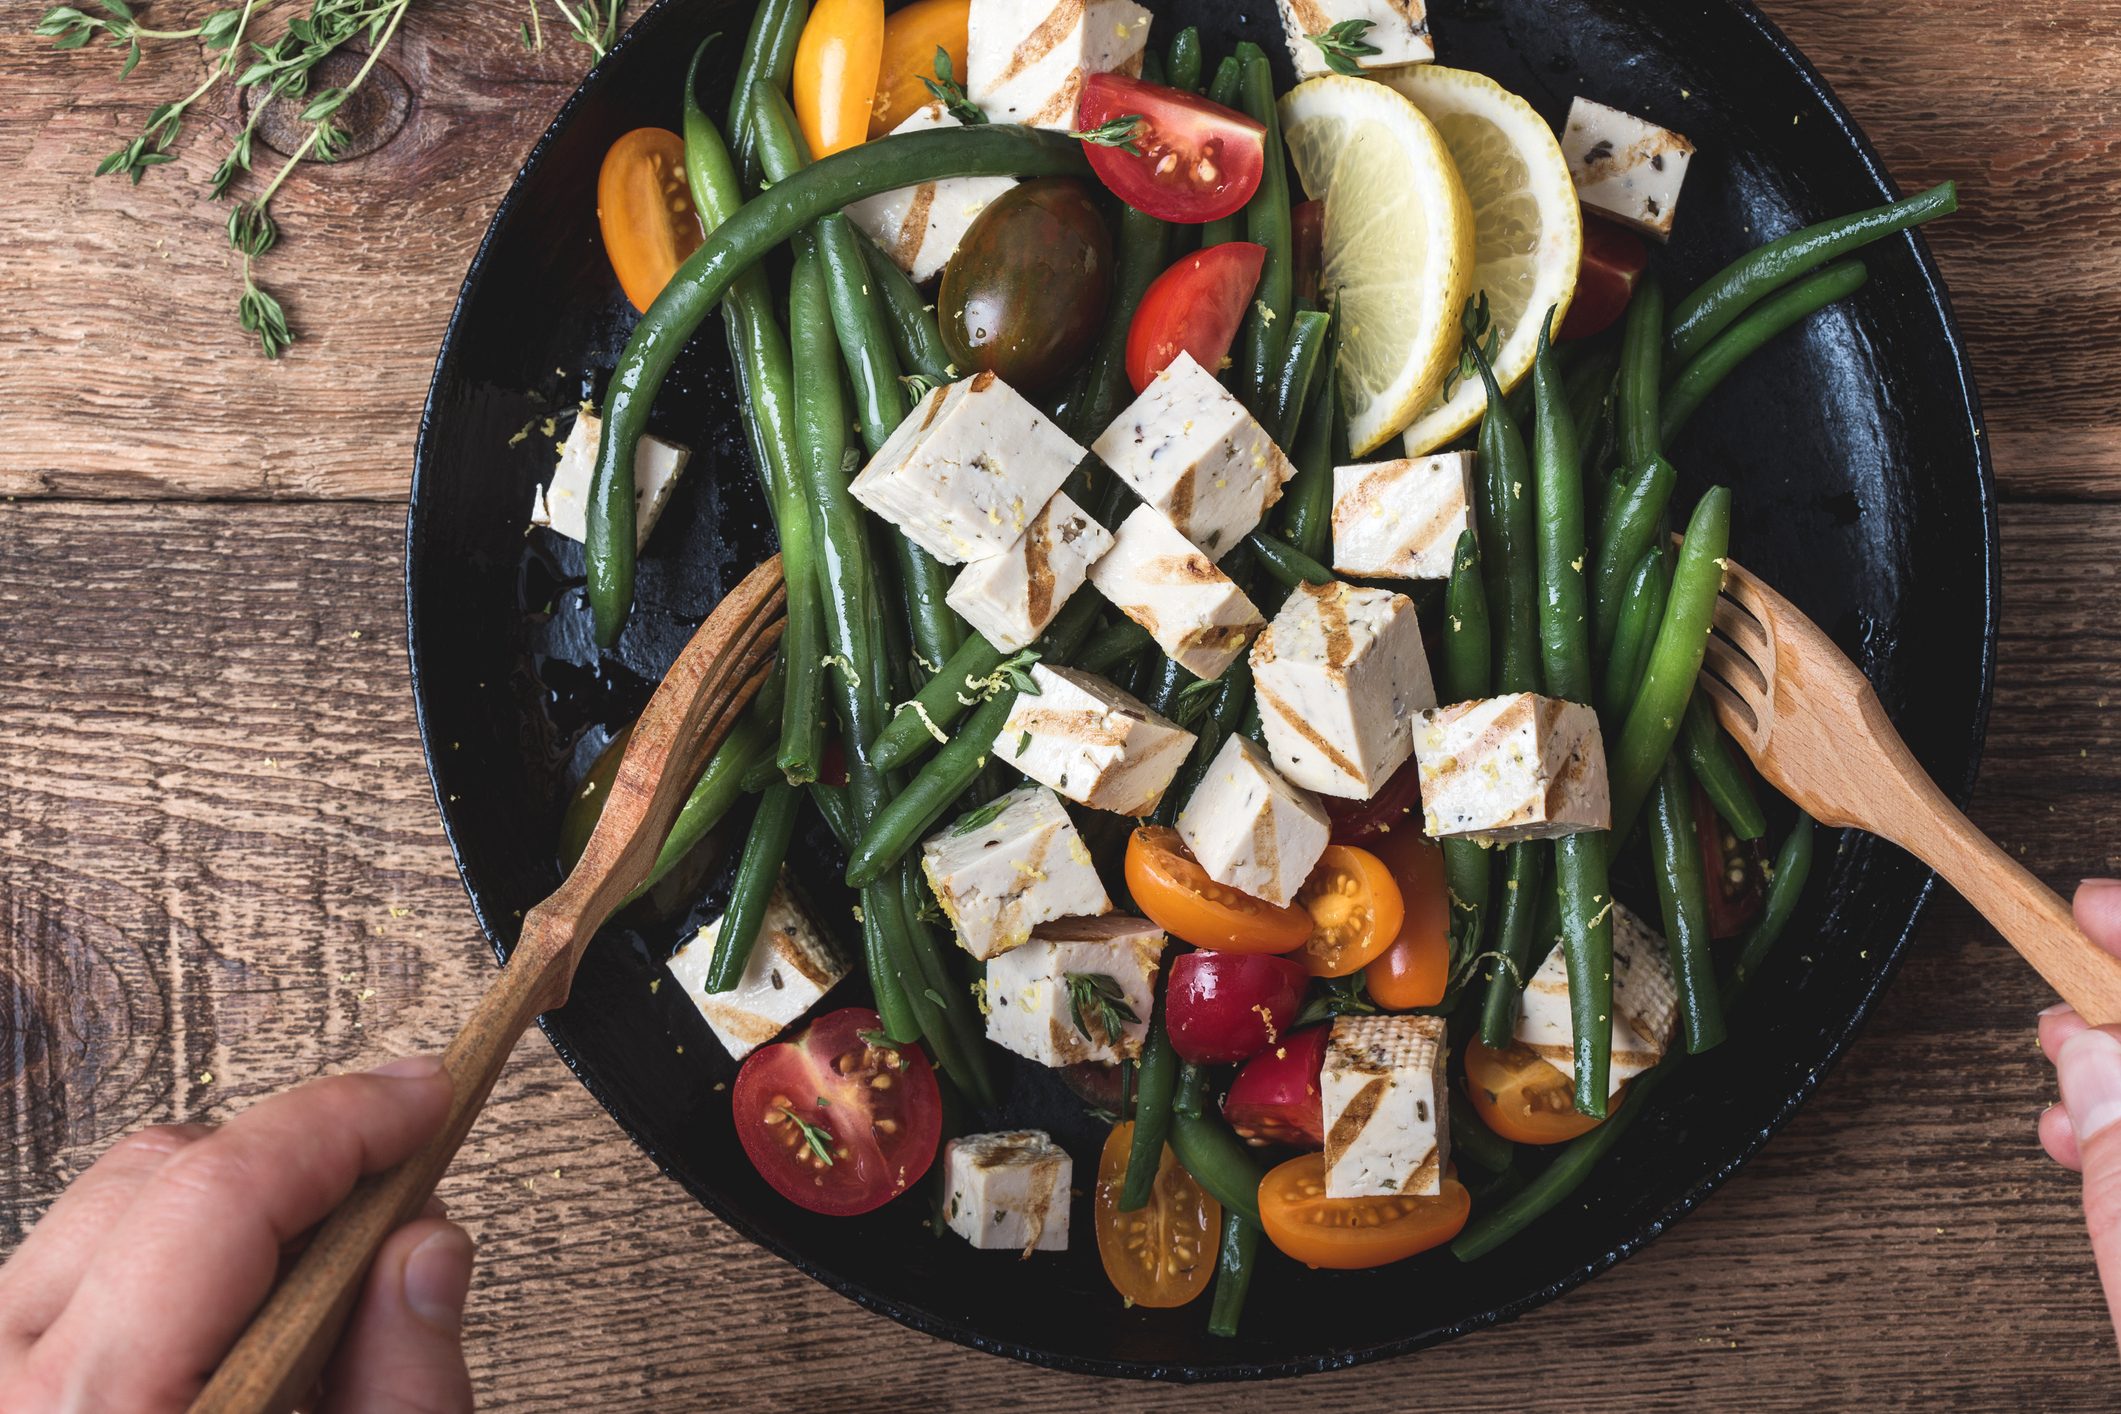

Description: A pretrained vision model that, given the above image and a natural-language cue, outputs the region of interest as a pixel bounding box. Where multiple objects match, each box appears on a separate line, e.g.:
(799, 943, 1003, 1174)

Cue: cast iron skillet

(407, 0, 1995, 1381)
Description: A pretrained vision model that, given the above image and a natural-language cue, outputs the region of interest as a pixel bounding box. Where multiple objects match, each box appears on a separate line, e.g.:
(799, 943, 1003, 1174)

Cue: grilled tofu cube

(1413, 692, 1611, 843)
(921, 784, 1112, 960)
(1331, 451, 1474, 581)
(850, 372, 1086, 564)
(1251, 580, 1435, 799)
(1090, 353, 1298, 561)
(1276, 0, 1434, 79)
(1177, 735, 1331, 907)
(665, 882, 847, 1061)
(947, 492, 1114, 652)
(1515, 903, 1679, 1097)
(1321, 1015, 1449, 1199)
(967, 0, 1153, 130)
(1561, 97, 1695, 241)
(942, 1130, 1074, 1253)
(530, 411, 690, 549)
(996, 665, 1196, 815)
(847, 103, 1019, 283)
(985, 915, 1166, 1066)
(1088, 505, 1265, 679)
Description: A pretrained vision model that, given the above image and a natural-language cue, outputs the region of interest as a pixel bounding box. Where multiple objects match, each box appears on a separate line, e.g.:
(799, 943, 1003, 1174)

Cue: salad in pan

(539, 0, 1957, 1336)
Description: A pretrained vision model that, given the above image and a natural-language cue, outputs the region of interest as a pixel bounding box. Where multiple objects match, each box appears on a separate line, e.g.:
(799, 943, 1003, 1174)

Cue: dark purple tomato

(938, 178, 1113, 392)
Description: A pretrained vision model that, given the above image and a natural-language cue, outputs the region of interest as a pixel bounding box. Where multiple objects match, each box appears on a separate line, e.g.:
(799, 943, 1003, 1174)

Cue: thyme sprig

(1306, 18, 1381, 78)
(1065, 973, 1141, 1048)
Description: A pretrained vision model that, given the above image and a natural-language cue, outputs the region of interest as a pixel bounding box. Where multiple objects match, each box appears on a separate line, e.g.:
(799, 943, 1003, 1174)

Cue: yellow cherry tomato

(792, 0, 884, 159)
(596, 128, 702, 312)
(870, 0, 968, 136)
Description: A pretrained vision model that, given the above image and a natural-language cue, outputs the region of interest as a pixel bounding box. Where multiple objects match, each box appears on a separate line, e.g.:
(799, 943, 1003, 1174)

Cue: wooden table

(3, 2, 2118, 1406)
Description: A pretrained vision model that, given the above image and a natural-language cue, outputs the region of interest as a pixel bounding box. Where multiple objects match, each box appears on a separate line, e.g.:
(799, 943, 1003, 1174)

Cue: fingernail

(2041, 1002, 2075, 1017)
(2058, 1030, 2121, 1144)
(369, 1054, 445, 1081)
(2082, 879, 2121, 894)
(403, 1226, 475, 1328)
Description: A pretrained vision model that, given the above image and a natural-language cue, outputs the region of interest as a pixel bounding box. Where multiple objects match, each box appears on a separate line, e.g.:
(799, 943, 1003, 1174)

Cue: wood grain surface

(2, 1, 2119, 1409)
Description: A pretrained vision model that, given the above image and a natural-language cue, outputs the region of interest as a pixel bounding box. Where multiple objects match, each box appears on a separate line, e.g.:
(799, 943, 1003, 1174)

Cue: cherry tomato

(1322, 756, 1423, 845)
(1094, 1121, 1219, 1307)
(793, 0, 884, 159)
(1693, 779, 1765, 938)
(1558, 215, 1649, 341)
(1295, 845, 1406, 978)
(940, 179, 1113, 392)
(1363, 832, 1452, 1010)
(730, 1007, 941, 1215)
(1123, 242, 1265, 392)
(1125, 827, 1312, 954)
(1462, 1036, 1617, 1146)
(1259, 1153, 1470, 1269)
(1223, 1025, 1329, 1148)
(1164, 951, 1309, 1064)
(1290, 198, 1324, 306)
(870, 0, 967, 136)
(1074, 72, 1265, 224)
(597, 128, 704, 313)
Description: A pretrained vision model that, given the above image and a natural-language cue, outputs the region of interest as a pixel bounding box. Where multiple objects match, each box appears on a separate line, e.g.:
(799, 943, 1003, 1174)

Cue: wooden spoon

(191, 556, 786, 1413)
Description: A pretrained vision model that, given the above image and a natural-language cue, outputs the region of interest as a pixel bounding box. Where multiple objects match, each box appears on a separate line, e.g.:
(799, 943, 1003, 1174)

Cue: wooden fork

(1699, 555, 2121, 1025)
(190, 556, 787, 1414)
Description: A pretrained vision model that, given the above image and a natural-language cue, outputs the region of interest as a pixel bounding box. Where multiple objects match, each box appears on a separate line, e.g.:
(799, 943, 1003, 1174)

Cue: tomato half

(1295, 845, 1406, 978)
(1290, 198, 1324, 306)
(1694, 779, 1765, 939)
(1124, 242, 1265, 392)
(730, 1007, 941, 1215)
(1363, 832, 1452, 1010)
(1322, 756, 1423, 845)
(1224, 1024, 1329, 1148)
(1165, 951, 1310, 1064)
(1094, 1122, 1219, 1307)
(597, 128, 704, 313)
(1125, 827, 1312, 954)
(1074, 72, 1265, 224)
(793, 0, 884, 159)
(1463, 1037, 1614, 1146)
(1259, 1153, 1470, 1269)
(1558, 215, 1649, 341)
(870, 0, 967, 136)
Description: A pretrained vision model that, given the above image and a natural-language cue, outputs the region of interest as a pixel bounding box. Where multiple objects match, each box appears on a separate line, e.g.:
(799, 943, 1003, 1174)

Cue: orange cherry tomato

(1258, 1153, 1470, 1269)
(1364, 832, 1452, 1009)
(793, 0, 884, 158)
(1125, 827, 1312, 954)
(1294, 845, 1405, 978)
(1093, 1122, 1219, 1308)
(596, 128, 704, 312)
(870, 0, 967, 136)
(1463, 1037, 1620, 1145)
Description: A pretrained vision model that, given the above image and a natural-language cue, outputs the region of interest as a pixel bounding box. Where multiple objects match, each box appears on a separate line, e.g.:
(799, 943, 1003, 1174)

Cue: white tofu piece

(1090, 353, 1297, 561)
(984, 915, 1166, 1066)
(966, 0, 1153, 130)
(942, 1130, 1073, 1253)
(1176, 736, 1331, 907)
(1331, 452, 1475, 581)
(1413, 692, 1611, 843)
(946, 492, 1114, 652)
(1515, 903, 1680, 1098)
(921, 784, 1112, 960)
(665, 882, 847, 1061)
(847, 103, 1019, 284)
(996, 665, 1196, 816)
(1561, 97, 1695, 241)
(1321, 1015, 1449, 1200)
(1276, 0, 1433, 80)
(850, 372, 1086, 564)
(1088, 505, 1265, 680)
(531, 411, 690, 549)
(1251, 581, 1435, 799)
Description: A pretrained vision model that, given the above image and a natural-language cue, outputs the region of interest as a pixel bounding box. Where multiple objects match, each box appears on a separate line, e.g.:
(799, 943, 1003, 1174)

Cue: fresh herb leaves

(1069, 114, 1146, 156)
(1294, 973, 1378, 1029)
(779, 1104, 837, 1167)
(921, 46, 983, 124)
(1306, 18, 1382, 77)
(951, 795, 1014, 836)
(1066, 973, 1141, 1047)
(1168, 675, 1225, 728)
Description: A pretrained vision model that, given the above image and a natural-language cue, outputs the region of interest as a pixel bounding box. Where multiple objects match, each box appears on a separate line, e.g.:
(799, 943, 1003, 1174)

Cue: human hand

(2037, 880, 2121, 1345)
(0, 1055, 476, 1412)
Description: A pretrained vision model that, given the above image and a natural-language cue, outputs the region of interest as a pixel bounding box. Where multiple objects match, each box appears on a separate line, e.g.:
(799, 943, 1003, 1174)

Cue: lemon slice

(1280, 76, 1474, 457)
(1378, 64, 1583, 457)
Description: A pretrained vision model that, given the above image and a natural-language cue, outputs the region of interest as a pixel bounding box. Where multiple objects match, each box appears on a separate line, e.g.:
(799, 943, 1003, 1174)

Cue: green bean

(896, 860, 996, 1105)
(1205, 1212, 1260, 1338)
(559, 726, 633, 872)
(859, 885, 921, 1042)
(1272, 310, 1333, 446)
(1167, 25, 1203, 93)
(1469, 327, 1539, 695)
(634, 710, 775, 900)
(1075, 619, 1156, 676)
(871, 632, 1002, 772)
(1234, 44, 1293, 413)
(1661, 259, 1869, 445)
(1723, 814, 1816, 1004)
(1120, 995, 1179, 1210)
(1440, 529, 1490, 702)
(1648, 754, 1724, 1053)
(1198, 58, 1245, 249)
(727, 0, 806, 186)
(1668, 182, 1956, 363)
(1682, 694, 1767, 840)
(1159, 657, 1253, 825)
(1246, 530, 1334, 592)
(857, 234, 953, 384)
(1564, 336, 1620, 457)
(704, 780, 801, 990)
(1274, 327, 1338, 561)
(1449, 1103, 1516, 1175)
(1173, 1059, 1208, 1118)
(1168, 1111, 1264, 1229)
(1599, 549, 1668, 725)
(1476, 841, 1551, 1048)
(1589, 455, 1677, 656)
(1615, 274, 1665, 473)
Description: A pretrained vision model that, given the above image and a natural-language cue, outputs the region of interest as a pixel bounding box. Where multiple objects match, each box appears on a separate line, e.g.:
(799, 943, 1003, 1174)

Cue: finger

(2076, 879, 2121, 954)
(2042, 1004, 2090, 1066)
(318, 1219, 475, 1414)
(2058, 1027, 2121, 1344)
(2041, 1103, 2083, 1173)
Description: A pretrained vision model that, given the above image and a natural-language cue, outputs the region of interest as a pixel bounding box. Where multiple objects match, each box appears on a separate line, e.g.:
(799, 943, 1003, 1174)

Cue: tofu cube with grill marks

(1515, 903, 1679, 1098)
(1561, 97, 1695, 241)
(921, 784, 1112, 960)
(947, 492, 1114, 652)
(665, 882, 847, 1061)
(996, 664, 1197, 816)
(1331, 451, 1474, 581)
(1413, 692, 1611, 843)
(1088, 505, 1265, 679)
(847, 103, 1019, 284)
(942, 1130, 1074, 1252)
(967, 0, 1153, 130)
(1321, 1014, 1449, 1199)
(1276, 0, 1434, 79)
(849, 372, 1086, 565)
(1176, 735, 1332, 907)
(984, 915, 1166, 1066)
(1090, 353, 1297, 561)
(1251, 580, 1435, 799)
(530, 411, 690, 549)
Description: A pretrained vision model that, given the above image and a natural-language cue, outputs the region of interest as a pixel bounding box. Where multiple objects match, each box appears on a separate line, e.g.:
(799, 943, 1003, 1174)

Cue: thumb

(2079, 879, 2121, 954)
(318, 1218, 476, 1414)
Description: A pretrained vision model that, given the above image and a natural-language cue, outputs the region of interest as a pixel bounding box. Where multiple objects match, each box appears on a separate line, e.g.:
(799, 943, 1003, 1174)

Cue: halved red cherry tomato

(1223, 1024, 1329, 1148)
(1125, 827, 1311, 954)
(1363, 832, 1452, 1010)
(869, 0, 967, 136)
(793, 0, 884, 159)
(1164, 951, 1309, 1064)
(1290, 198, 1323, 306)
(1322, 756, 1423, 845)
(1295, 845, 1406, 978)
(1463, 1036, 1617, 1146)
(1124, 242, 1266, 392)
(1074, 72, 1265, 224)
(1693, 779, 1765, 938)
(731, 1007, 941, 1215)
(597, 128, 703, 312)
(1259, 1153, 1470, 1269)
(1094, 1121, 1219, 1307)
(1558, 215, 1649, 340)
